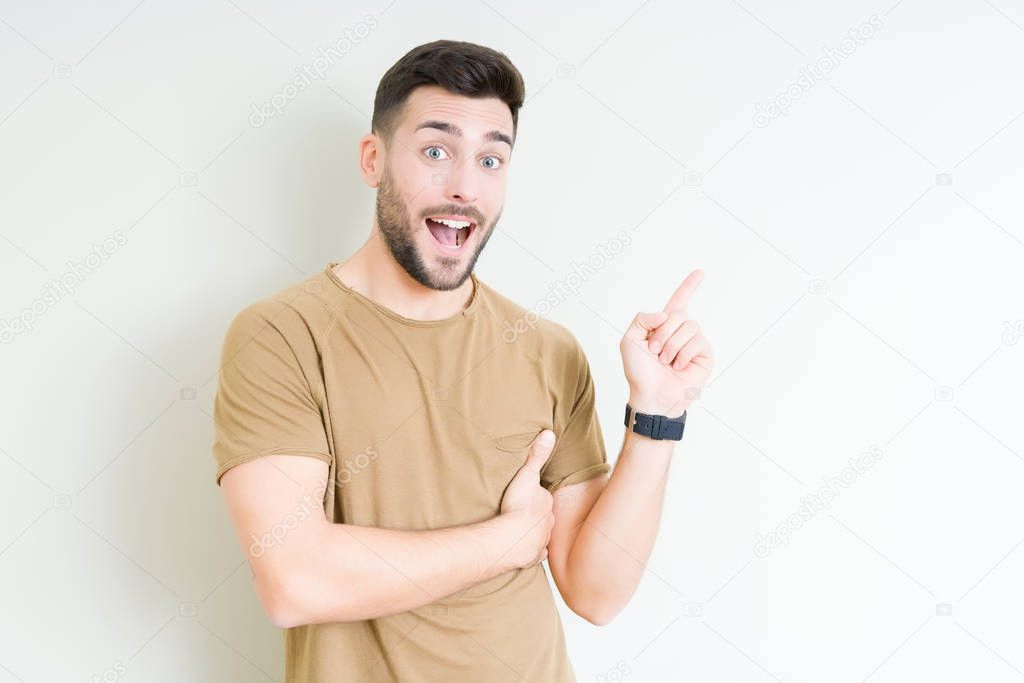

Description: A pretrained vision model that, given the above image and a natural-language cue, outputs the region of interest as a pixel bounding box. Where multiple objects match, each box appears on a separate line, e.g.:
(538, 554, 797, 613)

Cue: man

(213, 39, 713, 682)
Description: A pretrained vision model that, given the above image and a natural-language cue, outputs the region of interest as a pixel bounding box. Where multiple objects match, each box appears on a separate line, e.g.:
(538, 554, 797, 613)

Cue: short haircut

(372, 39, 526, 147)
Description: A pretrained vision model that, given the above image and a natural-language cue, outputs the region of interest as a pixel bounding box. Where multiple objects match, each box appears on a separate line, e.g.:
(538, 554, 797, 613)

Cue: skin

(331, 83, 510, 318)
(219, 83, 715, 629)
(548, 271, 714, 624)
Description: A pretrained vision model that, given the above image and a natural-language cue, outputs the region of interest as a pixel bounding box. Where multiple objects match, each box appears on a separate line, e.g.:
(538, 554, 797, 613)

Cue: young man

(213, 39, 713, 682)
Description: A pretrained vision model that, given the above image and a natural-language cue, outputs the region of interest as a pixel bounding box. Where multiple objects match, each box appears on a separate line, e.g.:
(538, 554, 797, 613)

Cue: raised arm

(219, 432, 557, 628)
(546, 269, 714, 624)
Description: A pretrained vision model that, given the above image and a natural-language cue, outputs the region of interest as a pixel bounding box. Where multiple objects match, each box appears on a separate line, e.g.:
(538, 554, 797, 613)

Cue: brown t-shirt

(212, 261, 611, 682)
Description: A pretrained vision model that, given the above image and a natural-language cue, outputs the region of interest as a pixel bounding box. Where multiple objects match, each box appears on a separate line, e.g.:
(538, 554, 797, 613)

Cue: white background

(2, 1, 1023, 681)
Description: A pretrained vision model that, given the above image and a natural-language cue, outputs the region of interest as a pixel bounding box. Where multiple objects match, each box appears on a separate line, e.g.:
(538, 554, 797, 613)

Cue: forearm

(270, 515, 515, 627)
(564, 420, 677, 620)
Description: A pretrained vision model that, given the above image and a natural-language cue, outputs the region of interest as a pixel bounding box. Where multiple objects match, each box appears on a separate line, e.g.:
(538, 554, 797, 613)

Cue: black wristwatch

(624, 403, 686, 441)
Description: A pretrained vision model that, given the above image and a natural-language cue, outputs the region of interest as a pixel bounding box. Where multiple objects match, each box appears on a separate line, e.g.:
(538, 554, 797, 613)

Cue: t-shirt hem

(215, 448, 333, 485)
(545, 462, 611, 493)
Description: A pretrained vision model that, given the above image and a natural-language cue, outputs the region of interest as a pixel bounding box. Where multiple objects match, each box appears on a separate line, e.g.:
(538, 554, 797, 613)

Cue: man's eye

(424, 146, 449, 161)
(481, 155, 503, 170)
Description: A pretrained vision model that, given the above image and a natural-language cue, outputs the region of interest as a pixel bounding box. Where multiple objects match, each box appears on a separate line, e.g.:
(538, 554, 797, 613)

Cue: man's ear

(358, 133, 382, 188)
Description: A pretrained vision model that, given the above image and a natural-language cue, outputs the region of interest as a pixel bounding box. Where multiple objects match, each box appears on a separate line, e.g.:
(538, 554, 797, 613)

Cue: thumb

(521, 430, 556, 475)
(624, 311, 668, 342)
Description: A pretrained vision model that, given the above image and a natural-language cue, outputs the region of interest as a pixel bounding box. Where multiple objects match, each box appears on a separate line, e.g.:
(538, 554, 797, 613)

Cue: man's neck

(331, 231, 475, 321)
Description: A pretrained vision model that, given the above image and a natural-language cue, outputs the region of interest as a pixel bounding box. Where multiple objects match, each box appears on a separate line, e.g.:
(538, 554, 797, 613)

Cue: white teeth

(430, 217, 471, 229)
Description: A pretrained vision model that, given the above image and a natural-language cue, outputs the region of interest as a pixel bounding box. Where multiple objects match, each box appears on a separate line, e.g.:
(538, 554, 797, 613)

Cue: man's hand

(497, 430, 557, 568)
(620, 269, 714, 416)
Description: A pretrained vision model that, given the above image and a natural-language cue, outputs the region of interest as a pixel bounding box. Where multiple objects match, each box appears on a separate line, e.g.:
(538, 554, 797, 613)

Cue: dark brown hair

(371, 40, 526, 147)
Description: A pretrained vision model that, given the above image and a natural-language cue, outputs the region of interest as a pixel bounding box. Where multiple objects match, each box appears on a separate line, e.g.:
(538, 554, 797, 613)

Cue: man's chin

(415, 236, 479, 290)
(420, 263, 473, 291)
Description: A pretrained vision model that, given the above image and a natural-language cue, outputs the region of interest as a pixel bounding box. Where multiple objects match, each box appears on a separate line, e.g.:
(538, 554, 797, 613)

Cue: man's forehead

(403, 86, 513, 139)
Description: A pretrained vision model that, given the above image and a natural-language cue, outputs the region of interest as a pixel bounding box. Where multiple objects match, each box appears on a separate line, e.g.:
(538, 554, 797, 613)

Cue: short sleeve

(211, 303, 332, 486)
(540, 335, 611, 492)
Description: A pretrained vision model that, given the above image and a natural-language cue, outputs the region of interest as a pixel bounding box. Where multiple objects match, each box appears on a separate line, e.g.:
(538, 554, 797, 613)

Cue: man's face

(374, 84, 513, 291)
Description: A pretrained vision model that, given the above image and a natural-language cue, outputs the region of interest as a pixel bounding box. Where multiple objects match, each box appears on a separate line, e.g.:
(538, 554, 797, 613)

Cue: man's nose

(441, 163, 478, 204)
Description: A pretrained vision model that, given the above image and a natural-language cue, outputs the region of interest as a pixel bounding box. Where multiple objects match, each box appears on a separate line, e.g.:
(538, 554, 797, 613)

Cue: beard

(375, 164, 499, 292)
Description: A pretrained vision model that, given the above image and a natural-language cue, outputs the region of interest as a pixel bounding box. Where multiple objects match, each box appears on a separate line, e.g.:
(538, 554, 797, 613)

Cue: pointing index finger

(663, 269, 704, 315)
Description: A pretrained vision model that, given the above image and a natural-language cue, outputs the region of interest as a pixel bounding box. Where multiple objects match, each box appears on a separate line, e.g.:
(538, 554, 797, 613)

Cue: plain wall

(1, 1, 1023, 680)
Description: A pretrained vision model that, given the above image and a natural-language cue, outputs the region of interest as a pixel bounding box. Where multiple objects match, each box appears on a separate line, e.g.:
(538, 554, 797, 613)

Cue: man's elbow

(556, 571, 628, 626)
(259, 565, 363, 628)
(253, 579, 291, 629)
(569, 594, 623, 626)
(579, 610, 615, 626)
(254, 565, 310, 629)
(266, 591, 303, 630)
(267, 605, 298, 630)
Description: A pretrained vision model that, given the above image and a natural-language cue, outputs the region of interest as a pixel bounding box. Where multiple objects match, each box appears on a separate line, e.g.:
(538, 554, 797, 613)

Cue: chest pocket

(494, 430, 542, 452)
(486, 429, 548, 503)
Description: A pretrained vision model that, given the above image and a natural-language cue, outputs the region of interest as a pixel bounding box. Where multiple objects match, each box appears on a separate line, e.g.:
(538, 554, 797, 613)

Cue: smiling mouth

(425, 216, 477, 251)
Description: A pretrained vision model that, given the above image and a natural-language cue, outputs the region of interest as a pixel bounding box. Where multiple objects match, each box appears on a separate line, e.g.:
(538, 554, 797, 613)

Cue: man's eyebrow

(414, 120, 513, 148)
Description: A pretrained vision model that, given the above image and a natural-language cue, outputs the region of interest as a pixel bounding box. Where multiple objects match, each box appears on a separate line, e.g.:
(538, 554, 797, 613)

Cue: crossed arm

(220, 453, 532, 629)
(219, 424, 675, 629)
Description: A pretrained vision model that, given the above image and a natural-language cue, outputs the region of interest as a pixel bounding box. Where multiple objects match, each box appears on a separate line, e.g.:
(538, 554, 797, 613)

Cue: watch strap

(624, 403, 686, 440)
